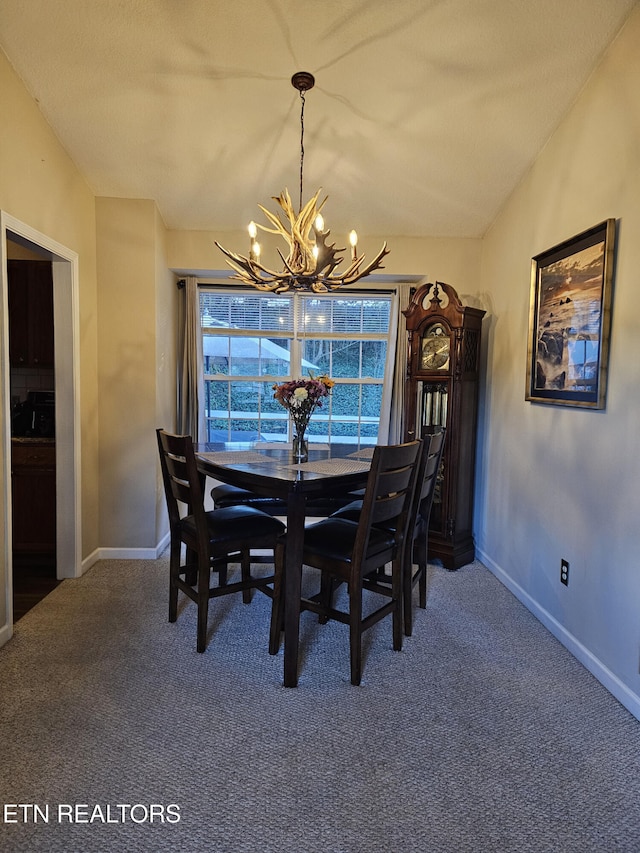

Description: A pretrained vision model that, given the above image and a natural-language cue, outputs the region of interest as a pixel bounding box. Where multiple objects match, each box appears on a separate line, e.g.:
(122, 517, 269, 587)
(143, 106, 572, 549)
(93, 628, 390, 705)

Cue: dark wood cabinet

(7, 260, 55, 367)
(403, 282, 485, 570)
(11, 440, 56, 562)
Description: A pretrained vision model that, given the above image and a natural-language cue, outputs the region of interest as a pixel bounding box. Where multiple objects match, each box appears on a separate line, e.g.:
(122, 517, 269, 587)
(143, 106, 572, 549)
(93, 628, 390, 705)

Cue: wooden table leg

(283, 490, 306, 688)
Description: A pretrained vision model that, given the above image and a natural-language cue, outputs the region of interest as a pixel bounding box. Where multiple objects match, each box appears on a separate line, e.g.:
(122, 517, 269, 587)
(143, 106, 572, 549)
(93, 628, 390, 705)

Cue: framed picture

(526, 219, 616, 408)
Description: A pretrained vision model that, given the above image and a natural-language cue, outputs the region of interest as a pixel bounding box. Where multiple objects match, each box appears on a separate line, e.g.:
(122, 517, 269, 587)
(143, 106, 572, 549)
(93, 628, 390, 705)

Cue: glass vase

(292, 428, 308, 464)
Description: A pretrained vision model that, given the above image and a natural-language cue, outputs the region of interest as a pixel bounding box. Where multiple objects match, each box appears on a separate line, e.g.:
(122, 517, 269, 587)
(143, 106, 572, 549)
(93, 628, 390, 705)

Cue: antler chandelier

(215, 72, 389, 293)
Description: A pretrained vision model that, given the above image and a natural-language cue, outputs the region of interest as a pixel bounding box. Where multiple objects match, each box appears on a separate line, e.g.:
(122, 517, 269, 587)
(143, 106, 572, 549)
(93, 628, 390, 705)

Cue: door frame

(0, 211, 82, 643)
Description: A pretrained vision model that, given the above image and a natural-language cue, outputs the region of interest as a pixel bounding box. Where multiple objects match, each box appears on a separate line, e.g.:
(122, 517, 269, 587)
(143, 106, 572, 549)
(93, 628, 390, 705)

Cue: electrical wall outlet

(560, 559, 569, 586)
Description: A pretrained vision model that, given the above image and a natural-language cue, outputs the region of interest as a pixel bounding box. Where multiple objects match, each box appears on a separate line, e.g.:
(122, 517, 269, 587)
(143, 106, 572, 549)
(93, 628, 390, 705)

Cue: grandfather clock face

(420, 322, 450, 371)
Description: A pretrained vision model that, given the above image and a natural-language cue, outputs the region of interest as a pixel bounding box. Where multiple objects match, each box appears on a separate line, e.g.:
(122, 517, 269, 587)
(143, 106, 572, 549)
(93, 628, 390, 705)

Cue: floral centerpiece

(273, 373, 334, 462)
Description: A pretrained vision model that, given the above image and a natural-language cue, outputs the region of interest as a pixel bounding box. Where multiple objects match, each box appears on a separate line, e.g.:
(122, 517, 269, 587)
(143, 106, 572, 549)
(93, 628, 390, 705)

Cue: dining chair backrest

(352, 439, 422, 576)
(157, 429, 207, 536)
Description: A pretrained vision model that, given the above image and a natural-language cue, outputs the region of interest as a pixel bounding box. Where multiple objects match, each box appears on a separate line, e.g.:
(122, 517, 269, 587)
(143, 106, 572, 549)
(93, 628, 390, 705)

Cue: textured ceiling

(0, 0, 637, 238)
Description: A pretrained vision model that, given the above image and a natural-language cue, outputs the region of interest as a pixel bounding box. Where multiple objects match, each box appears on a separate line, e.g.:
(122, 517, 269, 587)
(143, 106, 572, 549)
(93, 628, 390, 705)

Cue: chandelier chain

(298, 88, 306, 215)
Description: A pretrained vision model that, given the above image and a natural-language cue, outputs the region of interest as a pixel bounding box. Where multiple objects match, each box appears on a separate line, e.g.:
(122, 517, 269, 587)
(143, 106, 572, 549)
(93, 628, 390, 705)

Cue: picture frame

(526, 218, 616, 408)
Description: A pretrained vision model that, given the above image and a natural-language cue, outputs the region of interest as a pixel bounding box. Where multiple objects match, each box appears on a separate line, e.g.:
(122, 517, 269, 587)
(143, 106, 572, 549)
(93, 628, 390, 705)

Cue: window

(200, 288, 394, 446)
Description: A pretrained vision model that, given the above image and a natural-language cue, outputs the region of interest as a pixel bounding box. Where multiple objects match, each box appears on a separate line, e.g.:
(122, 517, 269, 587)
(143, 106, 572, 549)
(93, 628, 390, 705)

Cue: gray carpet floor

(0, 556, 639, 852)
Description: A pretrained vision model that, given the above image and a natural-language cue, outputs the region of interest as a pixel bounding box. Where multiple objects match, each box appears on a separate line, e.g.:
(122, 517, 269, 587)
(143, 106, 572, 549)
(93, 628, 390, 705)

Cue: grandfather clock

(403, 281, 485, 570)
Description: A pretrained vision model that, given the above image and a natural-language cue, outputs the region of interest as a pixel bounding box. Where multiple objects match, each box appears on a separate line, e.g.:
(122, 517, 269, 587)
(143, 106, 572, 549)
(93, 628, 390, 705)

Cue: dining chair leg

(169, 538, 181, 623)
(403, 550, 414, 637)
(392, 558, 403, 652)
(241, 550, 252, 604)
(268, 540, 285, 655)
(196, 554, 210, 653)
(418, 561, 427, 609)
(403, 589, 413, 637)
(349, 582, 364, 686)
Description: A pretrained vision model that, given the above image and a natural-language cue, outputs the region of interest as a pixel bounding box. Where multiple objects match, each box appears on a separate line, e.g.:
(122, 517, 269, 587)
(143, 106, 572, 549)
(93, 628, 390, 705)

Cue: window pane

(359, 422, 379, 440)
(331, 383, 360, 416)
(201, 292, 293, 332)
(361, 299, 391, 333)
(361, 384, 383, 420)
(329, 420, 360, 441)
(203, 335, 229, 374)
(228, 337, 289, 376)
(361, 340, 387, 378)
(301, 338, 387, 380)
(328, 299, 355, 333)
(301, 339, 329, 374)
(301, 296, 390, 334)
(330, 340, 362, 379)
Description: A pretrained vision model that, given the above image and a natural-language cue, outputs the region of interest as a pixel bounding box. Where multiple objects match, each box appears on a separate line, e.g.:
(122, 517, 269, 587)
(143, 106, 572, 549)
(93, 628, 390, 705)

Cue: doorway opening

(0, 212, 81, 641)
(6, 248, 58, 618)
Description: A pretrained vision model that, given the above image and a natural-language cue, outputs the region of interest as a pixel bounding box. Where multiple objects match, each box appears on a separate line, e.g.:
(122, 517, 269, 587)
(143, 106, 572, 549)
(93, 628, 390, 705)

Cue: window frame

(199, 285, 396, 446)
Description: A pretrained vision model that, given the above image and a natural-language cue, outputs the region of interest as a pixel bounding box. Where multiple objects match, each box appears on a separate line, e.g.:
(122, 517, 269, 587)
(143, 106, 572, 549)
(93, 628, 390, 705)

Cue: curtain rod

(176, 279, 241, 289)
(177, 278, 397, 294)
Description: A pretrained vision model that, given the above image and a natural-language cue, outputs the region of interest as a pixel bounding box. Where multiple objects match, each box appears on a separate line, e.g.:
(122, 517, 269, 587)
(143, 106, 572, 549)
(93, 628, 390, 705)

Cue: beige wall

(154, 206, 178, 545)
(96, 197, 176, 551)
(476, 7, 640, 717)
(0, 49, 99, 636)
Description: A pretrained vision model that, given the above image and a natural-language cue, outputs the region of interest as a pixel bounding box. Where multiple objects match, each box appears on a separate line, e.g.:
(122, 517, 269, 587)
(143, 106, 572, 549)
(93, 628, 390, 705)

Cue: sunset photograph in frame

(526, 219, 616, 408)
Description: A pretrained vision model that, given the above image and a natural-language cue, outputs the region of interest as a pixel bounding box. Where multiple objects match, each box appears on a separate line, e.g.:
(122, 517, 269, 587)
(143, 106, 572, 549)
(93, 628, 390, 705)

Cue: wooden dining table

(195, 441, 373, 687)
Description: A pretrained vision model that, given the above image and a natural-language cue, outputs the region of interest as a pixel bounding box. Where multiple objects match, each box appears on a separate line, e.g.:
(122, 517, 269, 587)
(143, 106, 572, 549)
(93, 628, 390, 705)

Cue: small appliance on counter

(11, 390, 55, 438)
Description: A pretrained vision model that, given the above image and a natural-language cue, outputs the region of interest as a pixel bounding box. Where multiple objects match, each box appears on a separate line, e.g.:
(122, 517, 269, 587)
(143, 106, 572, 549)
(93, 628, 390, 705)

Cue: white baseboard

(97, 541, 170, 562)
(82, 532, 171, 568)
(477, 547, 640, 723)
(80, 548, 100, 575)
(0, 620, 13, 649)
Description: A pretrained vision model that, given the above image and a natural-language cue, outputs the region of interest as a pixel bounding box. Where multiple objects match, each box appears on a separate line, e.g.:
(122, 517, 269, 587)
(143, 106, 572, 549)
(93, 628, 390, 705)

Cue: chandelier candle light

(273, 374, 334, 463)
(216, 72, 389, 293)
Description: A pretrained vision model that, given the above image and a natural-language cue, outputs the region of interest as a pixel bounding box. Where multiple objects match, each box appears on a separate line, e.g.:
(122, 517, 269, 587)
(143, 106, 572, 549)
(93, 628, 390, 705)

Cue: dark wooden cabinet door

(11, 442, 56, 559)
(7, 261, 30, 365)
(28, 263, 55, 366)
(7, 260, 55, 367)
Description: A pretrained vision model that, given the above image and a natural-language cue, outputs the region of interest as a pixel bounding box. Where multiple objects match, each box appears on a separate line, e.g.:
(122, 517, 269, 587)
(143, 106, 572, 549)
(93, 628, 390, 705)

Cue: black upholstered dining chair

(268, 440, 421, 686)
(156, 429, 285, 653)
(330, 429, 445, 636)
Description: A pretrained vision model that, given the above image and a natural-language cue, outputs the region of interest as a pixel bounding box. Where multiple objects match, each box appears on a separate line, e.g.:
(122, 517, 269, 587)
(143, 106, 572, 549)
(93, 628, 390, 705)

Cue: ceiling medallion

(215, 72, 389, 293)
